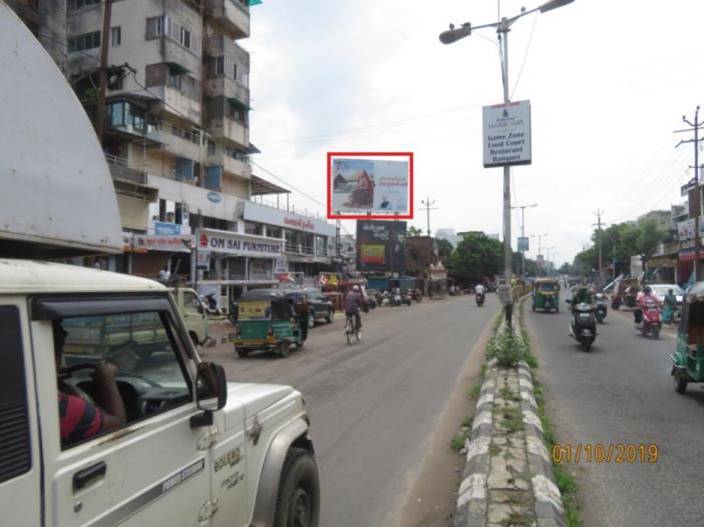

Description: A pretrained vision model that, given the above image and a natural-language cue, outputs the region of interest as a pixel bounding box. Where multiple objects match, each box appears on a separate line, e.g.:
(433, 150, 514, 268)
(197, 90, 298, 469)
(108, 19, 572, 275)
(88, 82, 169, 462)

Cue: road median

(454, 299, 574, 527)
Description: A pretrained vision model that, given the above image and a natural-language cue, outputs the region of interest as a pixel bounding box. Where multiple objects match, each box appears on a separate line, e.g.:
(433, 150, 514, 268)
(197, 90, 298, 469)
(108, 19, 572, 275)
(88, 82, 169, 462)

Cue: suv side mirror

(195, 362, 227, 412)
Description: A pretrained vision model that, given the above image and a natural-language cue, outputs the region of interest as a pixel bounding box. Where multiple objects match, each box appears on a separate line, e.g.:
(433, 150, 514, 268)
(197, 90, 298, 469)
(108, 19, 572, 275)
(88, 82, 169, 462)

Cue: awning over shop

(648, 255, 678, 268)
(251, 175, 290, 196)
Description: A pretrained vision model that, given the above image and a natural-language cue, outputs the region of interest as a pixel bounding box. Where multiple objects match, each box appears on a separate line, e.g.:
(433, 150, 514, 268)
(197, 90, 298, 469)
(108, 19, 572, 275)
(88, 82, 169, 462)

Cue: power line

(250, 160, 326, 209)
(510, 13, 539, 100)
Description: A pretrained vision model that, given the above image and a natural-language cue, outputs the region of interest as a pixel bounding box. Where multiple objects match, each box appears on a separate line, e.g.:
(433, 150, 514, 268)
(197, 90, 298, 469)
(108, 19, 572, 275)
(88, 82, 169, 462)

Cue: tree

(558, 262, 573, 275)
(407, 226, 423, 236)
(450, 232, 503, 285)
(436, 238, 453, 265)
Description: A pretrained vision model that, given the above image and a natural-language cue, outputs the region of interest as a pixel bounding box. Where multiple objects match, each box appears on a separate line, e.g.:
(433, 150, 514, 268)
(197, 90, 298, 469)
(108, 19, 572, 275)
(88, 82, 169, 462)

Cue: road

(203, 294, 497, 526)
(525, 295, 704, 527)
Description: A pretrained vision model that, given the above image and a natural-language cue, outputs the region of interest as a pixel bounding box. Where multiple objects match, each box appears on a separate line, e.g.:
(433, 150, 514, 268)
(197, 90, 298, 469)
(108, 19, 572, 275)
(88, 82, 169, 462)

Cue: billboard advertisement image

(356, 220, 407, 272)
(483, 100, 532, 168)
(328, 152, 413, 219)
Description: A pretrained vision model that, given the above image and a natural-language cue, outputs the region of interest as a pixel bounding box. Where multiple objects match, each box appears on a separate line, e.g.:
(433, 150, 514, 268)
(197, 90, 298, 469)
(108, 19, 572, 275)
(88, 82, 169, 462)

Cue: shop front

(126, 233, 194, 281)
(196, 228, 284, 312)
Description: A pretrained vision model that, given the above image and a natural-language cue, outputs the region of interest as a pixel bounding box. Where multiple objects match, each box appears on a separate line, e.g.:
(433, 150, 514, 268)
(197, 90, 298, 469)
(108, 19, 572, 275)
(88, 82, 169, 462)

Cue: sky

(244, 0, 704, 267)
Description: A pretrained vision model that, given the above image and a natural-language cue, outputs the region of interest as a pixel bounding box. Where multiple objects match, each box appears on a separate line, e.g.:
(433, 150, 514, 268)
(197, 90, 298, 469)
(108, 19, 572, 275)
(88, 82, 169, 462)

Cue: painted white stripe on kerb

(520, 390, 538, 407)
(466, 436, 491, 462)
(532, 474, 564, 513)
(523, 410, 543, 432)
(477, 392, 494, 408)
(472, 411, 493, 431)
(482, 379, 496, 392)
(526, 435, 550, 462)
(518, 376, 534, 391)
(457, 473, 487, 507)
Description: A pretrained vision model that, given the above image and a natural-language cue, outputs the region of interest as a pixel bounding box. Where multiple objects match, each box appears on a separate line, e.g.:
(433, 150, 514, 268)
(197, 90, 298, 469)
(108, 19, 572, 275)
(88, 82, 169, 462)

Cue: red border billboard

(326, 152, 414, 220)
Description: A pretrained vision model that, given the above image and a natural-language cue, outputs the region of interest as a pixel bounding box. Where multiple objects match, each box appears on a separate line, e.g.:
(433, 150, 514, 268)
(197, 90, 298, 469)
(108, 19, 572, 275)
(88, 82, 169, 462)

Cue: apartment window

(245, 222, 263, 236)
(181, 27, 191, 50)
(167, 71, 182, 90)
(68, 0, 100, 12)
(111, 26, 121, 46)
(146, 16, 165, 39)
(106, 101, 146, 134)
(68, 31, 100, 52)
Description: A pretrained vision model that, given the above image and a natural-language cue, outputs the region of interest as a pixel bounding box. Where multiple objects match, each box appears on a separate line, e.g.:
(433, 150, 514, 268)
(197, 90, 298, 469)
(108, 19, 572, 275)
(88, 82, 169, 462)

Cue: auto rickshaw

(532, 278, 560, 313)
(671, 283, 704, 393)
(231, 289, 305, 358)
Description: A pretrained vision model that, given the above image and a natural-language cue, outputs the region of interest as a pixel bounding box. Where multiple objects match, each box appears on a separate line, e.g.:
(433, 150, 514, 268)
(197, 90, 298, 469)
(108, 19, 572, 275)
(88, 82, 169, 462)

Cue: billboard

(483, 100, 532, 168)
(517, 236, 529, 252)
(356, 220, 407, 272)
(327, 152, 413, 219)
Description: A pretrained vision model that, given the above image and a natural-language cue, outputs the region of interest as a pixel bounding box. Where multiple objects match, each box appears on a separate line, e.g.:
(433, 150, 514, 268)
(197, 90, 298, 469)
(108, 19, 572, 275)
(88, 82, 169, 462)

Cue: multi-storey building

(6, 0, 67, 70)
(9, 0, 340, 309)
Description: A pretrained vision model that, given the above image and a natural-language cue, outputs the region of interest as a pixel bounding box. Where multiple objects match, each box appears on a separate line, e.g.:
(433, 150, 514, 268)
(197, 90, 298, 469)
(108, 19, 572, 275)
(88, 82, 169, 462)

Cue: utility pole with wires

(94, 0, 113, 143)
(676, 106, 703, 282)
(420, 197, 437, 237)
(593, 209, 605, 280)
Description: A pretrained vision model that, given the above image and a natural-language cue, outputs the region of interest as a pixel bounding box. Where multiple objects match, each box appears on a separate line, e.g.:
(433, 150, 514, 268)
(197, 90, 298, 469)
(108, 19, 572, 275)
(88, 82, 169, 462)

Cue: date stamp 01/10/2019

(551, 443, 660, 464)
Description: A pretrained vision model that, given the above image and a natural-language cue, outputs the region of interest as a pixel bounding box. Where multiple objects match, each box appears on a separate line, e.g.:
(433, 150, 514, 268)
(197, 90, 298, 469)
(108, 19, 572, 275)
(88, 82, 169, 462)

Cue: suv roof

(0, 259, 165, 294)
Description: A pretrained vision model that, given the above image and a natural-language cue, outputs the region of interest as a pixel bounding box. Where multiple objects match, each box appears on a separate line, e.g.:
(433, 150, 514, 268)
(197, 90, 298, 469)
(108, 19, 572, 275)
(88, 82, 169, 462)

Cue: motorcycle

(411, 289, 423, 303)
(476, 292, 485, 307)
(594, 295, 608, 324)
(636, 301, 661, 339)
(392, 290, 403, 306)
(401, 290, 413, 306)
(568, 300, 597, 351)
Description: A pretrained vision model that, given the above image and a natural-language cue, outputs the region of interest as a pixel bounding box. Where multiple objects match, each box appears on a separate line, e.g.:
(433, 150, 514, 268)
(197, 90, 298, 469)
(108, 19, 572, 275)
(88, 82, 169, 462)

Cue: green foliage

(436, 238, 454, 265)
(407, 225, 424, 236)
(451, 232, 503, 285)
(573, 219, 667, 276)
(487, 330, 532, 368)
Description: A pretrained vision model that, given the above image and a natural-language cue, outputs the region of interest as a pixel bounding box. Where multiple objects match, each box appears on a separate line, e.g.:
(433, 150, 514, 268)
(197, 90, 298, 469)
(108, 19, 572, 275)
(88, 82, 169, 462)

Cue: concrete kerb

(454, 310, 566, 527)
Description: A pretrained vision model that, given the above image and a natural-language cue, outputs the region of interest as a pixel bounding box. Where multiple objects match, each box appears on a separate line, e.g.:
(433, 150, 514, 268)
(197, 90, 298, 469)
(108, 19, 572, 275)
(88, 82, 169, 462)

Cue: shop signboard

(517, 236, 529, 252)
(197, 229, 283, 258)
(133, 234, 193, 253)
(328, 153, 413, 220)
(356, 220, 406, 272)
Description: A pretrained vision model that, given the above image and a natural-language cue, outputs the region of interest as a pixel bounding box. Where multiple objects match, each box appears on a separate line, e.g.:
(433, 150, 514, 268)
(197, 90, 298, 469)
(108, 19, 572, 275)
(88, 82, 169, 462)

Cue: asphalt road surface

(525, 295, 704, 527)
(204, 294, 497, 526)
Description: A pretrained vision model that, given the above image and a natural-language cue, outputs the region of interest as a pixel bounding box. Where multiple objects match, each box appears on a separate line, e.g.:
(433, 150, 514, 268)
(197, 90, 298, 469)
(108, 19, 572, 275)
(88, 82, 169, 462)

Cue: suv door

(33, 295, 244, 527)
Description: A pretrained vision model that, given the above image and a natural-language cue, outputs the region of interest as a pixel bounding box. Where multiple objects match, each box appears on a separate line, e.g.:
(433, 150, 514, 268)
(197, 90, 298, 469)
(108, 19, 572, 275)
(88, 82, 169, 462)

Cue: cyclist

(344, 285, 365, 336)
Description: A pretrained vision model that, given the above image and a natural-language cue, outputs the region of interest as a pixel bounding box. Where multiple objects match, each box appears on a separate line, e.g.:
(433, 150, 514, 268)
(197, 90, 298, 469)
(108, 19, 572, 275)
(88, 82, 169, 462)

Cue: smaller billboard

(483, 100, 532, 168)
(517, 236, 529, 252)
(327, 152, 413, 220)
(536, 254, 545, 268)
(356, 220, 406, 272)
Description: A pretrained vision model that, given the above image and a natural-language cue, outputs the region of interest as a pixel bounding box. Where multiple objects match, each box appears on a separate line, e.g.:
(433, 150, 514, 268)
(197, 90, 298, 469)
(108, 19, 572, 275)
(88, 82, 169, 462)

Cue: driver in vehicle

(54, 321, 126, 447)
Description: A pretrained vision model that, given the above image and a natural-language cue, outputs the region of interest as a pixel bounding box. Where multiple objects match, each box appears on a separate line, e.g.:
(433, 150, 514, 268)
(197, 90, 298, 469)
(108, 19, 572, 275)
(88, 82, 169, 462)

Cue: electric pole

(593, 209, 605, 280)
(95, 0, 113, 143)
(676, 106, 703, 282)
(511, 203, 538, 277)
(420, 197, 437, 237)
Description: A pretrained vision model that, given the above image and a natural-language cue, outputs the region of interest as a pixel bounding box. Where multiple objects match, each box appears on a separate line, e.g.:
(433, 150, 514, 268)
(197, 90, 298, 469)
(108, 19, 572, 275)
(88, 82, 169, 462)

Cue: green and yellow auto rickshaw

(671, 283, 704, 393)
(532, 278, 560, 313)
(232, 289, 305, 358)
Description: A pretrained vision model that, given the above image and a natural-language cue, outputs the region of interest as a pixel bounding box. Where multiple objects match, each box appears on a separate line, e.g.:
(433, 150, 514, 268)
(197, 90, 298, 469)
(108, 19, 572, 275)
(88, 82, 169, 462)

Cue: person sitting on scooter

(571, 286, 593, 307)
(634, 286, 660, 324)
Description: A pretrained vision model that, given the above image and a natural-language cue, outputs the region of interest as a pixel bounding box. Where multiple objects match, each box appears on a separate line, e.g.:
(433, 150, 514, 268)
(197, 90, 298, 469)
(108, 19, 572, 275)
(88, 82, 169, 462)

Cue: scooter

(636, 301, 662, 339)
(411, 289, 423, 303)
(392, 291, 403, 307)
(568, 300, 597, 351)
(476, 292, 485, 307)
(401, 290, 413, 306)
(594, 294, 608, 324)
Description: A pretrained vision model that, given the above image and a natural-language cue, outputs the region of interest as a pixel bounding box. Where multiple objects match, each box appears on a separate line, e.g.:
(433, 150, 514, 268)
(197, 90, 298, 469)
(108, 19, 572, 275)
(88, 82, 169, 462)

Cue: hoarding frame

(482, 100, 532, 168)
(327, 152, 414, 220)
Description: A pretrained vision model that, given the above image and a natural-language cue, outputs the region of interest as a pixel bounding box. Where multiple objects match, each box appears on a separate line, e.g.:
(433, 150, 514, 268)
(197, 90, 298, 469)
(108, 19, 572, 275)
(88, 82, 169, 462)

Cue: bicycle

(345, 314, 360, 344)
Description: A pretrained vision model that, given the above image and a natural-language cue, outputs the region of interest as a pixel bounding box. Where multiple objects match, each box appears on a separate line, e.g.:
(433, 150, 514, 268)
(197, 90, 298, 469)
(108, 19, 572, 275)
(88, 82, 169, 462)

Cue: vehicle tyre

(674, 371, 688, 394)
(294, 340, 304, 350)
(345, 321, 352, 345)
(308, 313, 315, 329)
(652, 327, 660, 340)
(326, 310, 334, 324)
(278, 341, 290, 358)
(236, 347, 249, 358)
(532, 304, 536, 312)
(189, 331, 199, 346)
(274, 448, 320, 527)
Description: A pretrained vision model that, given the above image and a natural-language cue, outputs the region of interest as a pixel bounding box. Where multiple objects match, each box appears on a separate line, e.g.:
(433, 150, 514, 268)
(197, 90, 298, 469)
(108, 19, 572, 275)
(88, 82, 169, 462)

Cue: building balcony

(146, 126, 203, 162)
(204, 76, 250, 108)
(148, 85, 202, 125)
(163, 37, 202, 78)
(207, 117, 249, 148)
(106, 154, 147, 185)
(206, 150, 251, 178)
(285, 242, 315, 256)
(206, 0, 250, 39)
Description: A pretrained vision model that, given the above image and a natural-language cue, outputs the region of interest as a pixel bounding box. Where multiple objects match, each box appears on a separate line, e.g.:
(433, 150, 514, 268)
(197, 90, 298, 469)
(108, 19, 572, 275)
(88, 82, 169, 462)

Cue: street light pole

(511, 203, 538, 277)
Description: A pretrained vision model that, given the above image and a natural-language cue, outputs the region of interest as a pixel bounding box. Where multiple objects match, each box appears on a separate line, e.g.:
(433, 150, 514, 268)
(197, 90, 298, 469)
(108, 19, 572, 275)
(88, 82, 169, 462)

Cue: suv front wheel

(274, 447, 320, 527)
